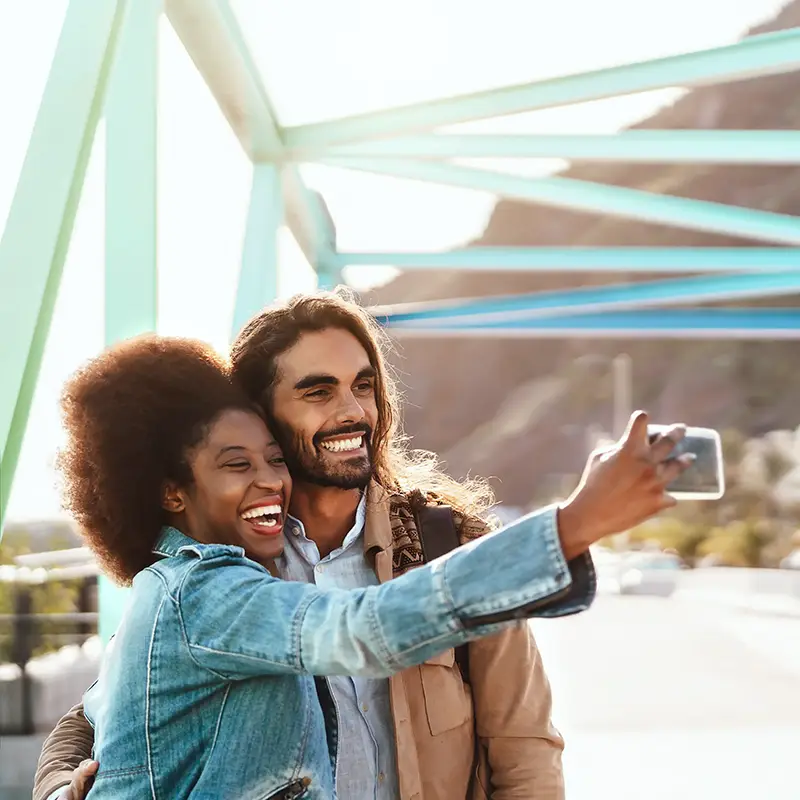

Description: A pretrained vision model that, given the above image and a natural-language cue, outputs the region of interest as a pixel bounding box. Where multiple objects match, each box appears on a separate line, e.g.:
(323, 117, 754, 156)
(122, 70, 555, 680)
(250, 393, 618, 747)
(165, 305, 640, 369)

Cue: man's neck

(289, 483, 364, 559)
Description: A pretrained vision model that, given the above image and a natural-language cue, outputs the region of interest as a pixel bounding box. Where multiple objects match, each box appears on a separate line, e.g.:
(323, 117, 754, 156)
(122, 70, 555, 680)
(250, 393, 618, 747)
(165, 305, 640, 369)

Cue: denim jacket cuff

(440, 505, 595, 628)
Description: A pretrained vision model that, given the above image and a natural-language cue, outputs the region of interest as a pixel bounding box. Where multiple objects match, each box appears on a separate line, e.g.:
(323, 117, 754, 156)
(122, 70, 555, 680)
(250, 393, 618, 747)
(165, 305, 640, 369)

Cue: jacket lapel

(363, 481, 393, 584)
(363, 481, 424, 799)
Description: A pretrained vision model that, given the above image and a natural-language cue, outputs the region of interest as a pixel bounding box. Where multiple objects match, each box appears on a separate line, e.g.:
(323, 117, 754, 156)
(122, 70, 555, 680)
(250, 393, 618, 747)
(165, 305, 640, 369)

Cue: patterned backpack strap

(412, 497, 471, 685)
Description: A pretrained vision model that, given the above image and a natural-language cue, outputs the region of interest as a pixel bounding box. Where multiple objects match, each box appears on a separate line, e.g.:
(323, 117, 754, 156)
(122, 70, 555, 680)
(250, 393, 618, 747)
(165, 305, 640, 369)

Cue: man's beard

(271, 419, 374, 490)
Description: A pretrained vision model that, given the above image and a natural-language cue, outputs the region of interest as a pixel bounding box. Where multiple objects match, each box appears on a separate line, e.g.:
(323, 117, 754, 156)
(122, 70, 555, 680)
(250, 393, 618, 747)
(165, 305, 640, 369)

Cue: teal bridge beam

(165, 0, 336, 285)
(232, 165, 283, 340)
(101, 0, 161, 641)
(284, 27, 800, 149)
(105, 0, 159, 344)
(0, 0, 127, 529)
(332, 247, 800, 272)
(323, 157, 800, 246)
(290, 131, 800, 164)
(371, 271, 800, 326)
(380, 309, 800, 339)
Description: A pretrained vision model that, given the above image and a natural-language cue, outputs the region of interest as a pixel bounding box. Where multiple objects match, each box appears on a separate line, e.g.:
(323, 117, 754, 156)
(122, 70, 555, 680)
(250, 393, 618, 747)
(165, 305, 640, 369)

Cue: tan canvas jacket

(33, 483, 564, 800)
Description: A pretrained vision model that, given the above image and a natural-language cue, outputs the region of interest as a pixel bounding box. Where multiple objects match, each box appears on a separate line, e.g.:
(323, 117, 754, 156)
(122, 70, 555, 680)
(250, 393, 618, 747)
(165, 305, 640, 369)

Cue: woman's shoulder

(151, 527, 257, 573)
(143, 535, 262, 590)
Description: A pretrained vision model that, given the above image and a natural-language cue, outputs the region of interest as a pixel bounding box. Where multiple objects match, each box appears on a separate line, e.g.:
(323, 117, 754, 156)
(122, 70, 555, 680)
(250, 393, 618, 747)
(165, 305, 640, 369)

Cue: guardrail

(0, 556, 98, 735)
(673, 566, 800, 616)
(596, 552, 800, 614)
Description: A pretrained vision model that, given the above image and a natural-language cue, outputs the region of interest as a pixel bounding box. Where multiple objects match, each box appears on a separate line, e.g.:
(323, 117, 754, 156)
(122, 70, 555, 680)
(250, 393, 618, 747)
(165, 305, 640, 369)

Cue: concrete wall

(0, 640, 100, 798)
(0, 734, 48, 799)
(1, 639, 101, 735)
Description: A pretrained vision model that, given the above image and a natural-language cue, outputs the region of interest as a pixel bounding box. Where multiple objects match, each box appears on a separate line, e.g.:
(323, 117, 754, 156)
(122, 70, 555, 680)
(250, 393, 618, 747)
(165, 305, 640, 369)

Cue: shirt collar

(286, 492, 367, 549)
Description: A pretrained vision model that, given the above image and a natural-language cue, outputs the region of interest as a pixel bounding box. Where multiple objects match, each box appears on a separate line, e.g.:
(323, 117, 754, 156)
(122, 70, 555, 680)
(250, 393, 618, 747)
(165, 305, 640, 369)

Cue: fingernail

(682, 453, 697, 462)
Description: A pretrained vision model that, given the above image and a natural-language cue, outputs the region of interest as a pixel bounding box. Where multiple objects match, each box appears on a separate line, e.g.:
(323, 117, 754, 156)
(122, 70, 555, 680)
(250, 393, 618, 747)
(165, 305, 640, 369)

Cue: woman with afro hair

(56, 334, 591, 799)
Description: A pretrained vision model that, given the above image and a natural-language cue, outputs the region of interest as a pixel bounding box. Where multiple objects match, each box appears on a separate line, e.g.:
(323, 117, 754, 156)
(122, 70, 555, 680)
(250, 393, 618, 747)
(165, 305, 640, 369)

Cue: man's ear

(161, 482, 186, 514)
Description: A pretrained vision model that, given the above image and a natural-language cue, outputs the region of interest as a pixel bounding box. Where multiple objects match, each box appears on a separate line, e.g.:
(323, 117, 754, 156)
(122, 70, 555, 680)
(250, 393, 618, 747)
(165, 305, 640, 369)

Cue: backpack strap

(414, 502, 471, 685)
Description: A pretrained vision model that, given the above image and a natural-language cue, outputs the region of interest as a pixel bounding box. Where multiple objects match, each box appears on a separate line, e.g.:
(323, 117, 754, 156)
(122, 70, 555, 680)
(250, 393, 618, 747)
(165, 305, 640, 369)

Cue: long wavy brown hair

(230, 289, 495, 519)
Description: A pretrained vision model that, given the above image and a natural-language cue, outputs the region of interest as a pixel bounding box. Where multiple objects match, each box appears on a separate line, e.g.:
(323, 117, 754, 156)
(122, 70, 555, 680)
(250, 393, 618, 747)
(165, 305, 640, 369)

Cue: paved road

(530, 594, 800, 799)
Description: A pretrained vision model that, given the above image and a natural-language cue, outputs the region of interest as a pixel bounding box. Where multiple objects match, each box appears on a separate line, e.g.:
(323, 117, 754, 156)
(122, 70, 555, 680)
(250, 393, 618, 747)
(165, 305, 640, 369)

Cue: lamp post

(612, 353, 633, 439)
(581, 353, 633, 454)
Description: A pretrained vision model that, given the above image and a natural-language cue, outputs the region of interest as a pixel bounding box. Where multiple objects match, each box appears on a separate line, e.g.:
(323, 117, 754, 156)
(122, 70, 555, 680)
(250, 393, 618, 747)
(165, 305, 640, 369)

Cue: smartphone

(648, 425, 725, 500)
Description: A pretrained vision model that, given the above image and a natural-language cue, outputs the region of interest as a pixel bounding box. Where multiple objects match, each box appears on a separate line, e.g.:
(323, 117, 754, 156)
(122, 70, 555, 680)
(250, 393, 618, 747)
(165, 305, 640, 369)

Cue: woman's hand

(557, 411, 694, 559)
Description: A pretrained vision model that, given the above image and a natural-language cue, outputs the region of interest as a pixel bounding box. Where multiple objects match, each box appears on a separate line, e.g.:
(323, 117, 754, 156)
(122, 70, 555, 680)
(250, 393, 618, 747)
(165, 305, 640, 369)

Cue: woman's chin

(241, 530, 285, 566)
(230, 515, 285, 567)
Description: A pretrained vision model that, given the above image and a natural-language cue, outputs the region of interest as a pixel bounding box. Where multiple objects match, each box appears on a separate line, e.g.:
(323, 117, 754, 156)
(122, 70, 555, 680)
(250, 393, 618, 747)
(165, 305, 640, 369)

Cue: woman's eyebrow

(216, 445, 246, 456)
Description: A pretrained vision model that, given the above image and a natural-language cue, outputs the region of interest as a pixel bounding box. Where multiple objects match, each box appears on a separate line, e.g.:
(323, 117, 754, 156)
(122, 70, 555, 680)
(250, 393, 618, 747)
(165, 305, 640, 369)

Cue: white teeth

(320, 436, 363, 453)
(240, 504, 281, 520)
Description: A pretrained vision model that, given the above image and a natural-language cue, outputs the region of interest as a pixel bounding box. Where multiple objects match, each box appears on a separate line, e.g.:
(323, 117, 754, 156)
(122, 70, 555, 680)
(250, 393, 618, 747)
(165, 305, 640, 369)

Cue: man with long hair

(228, 290, 571, 798)
(35, 289, 688, 800)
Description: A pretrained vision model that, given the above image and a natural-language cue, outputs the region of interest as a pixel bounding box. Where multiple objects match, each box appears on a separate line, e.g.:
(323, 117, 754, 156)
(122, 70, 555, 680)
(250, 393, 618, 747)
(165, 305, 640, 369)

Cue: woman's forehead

(204, 409, 274, 450)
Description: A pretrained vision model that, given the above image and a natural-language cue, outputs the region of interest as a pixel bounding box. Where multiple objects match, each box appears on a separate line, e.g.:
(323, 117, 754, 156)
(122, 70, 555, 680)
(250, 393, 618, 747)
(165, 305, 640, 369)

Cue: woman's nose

(254, 465, 283, 490)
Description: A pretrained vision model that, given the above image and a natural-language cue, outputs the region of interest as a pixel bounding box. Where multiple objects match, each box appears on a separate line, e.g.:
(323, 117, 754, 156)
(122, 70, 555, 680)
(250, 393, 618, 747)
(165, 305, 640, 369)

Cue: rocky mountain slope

(364, 1, 800, 507)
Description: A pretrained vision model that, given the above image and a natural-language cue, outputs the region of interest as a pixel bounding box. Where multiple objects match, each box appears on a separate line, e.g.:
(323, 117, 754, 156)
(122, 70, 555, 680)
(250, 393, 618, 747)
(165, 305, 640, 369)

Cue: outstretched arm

(181, 504, 592, 680)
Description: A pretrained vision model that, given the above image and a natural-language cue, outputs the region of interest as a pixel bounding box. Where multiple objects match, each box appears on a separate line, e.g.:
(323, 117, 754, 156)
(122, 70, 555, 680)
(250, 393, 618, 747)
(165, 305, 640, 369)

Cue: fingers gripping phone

(648, 425, 725, 500)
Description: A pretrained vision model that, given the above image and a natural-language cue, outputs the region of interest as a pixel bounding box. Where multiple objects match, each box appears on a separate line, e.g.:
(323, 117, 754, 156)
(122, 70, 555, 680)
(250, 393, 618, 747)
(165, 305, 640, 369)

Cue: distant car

(617, 552, 683, 597)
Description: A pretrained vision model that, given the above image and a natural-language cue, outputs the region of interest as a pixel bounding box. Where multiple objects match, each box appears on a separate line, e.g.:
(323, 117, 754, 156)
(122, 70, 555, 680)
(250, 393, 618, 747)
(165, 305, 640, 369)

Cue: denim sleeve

(179, 504, 595, 680)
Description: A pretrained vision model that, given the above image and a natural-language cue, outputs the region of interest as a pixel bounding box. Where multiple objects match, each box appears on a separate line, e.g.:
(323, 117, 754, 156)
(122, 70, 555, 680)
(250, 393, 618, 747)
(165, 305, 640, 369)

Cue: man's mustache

(313, 424, 373, 448)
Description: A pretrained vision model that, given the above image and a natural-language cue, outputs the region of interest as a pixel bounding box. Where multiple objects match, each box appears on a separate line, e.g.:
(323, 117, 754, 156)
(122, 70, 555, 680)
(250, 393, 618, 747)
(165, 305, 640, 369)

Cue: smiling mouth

(319, 434, 365, 454)
(240, 504, 283, 534)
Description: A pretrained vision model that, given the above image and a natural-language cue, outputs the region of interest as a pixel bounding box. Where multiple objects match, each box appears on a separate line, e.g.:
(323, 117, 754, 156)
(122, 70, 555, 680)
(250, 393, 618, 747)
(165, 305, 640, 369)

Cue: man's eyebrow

(294, 373, 338, 391)
(294, 366, 376, 391)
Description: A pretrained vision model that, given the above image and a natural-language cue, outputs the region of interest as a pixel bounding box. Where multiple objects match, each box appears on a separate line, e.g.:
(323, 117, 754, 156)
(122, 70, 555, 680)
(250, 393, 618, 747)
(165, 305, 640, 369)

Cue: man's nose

(334, 391, 366, 426)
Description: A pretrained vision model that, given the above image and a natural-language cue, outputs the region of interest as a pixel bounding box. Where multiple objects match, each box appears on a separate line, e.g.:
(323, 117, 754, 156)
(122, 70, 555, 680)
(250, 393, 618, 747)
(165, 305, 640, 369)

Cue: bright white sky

(0, 0, 788, 522)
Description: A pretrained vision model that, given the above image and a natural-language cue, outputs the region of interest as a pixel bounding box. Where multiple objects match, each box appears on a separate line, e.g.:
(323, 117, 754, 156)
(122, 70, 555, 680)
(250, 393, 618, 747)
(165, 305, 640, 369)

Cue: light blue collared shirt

(275, 494, 399, 800)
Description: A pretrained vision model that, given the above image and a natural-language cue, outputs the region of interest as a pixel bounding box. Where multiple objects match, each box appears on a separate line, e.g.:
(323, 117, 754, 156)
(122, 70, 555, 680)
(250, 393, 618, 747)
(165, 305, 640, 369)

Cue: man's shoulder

(384, 487, 496, 579)
(387, 489, 494, 544)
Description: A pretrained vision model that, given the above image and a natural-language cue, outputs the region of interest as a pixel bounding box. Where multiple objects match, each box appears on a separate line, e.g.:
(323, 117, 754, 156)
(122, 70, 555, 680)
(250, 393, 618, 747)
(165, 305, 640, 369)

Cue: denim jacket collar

(153, 525, 225, 558)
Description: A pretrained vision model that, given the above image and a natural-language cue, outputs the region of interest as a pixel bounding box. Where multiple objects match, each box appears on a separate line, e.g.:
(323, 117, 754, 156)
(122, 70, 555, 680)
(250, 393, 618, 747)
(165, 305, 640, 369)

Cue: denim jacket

(82, 505, 594, 799)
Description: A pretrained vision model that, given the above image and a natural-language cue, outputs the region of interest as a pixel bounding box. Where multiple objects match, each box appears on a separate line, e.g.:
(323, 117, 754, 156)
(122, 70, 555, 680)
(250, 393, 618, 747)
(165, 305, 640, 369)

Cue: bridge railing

(0, 553, 98, 735)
